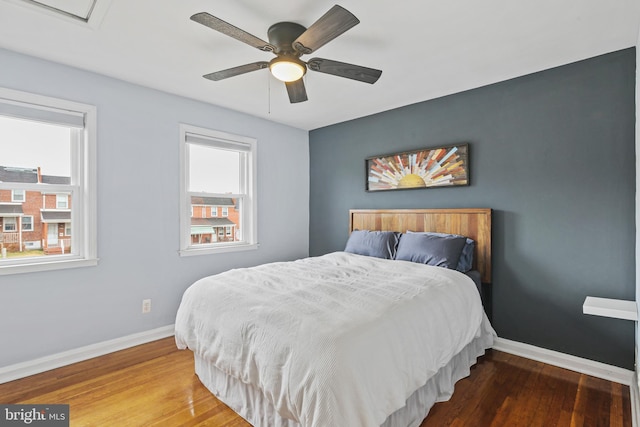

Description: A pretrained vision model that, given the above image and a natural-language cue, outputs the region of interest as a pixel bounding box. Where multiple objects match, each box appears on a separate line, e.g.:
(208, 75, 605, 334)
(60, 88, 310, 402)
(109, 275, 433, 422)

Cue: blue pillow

(407, 231, 475, 272)
(344, 230, 399, 259)
(396, 232, 467, 270)
(457, 238, 475, 272)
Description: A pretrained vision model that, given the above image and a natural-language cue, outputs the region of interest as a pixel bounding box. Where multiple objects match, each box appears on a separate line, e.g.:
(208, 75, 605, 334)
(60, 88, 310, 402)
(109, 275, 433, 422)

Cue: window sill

(179, 243, 259, 257)
(0, 257, 99, 276)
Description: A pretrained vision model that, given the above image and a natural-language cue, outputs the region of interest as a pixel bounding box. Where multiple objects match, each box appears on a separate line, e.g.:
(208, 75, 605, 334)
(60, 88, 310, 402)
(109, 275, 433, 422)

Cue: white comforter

(175, 252, 491, 427)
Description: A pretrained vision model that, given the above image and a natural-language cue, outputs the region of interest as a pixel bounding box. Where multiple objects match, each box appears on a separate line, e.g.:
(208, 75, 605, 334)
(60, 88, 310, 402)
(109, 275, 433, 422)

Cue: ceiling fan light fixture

(269, 57, 306, 82)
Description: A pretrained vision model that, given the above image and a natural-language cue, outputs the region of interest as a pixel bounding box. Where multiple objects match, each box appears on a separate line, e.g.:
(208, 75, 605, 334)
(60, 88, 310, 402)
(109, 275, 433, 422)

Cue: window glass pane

(0, 116, 71, 179)
(3, 217, 17, 232)
(190, 196, 241, 245)
(0, 198, 73, 257)
(56, 194, 69, 209)
(22, 216, 33, 231)
(12, 190, 25, 202)
(188, 143, 240, 194)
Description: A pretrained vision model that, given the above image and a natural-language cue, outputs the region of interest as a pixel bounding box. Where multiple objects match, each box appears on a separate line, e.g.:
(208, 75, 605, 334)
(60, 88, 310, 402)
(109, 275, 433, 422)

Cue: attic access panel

(18, 0, 96, 21)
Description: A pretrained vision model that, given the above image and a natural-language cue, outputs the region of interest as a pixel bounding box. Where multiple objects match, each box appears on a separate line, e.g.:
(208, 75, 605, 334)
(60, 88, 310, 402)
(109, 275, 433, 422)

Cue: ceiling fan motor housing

(268, 22, 307, 55)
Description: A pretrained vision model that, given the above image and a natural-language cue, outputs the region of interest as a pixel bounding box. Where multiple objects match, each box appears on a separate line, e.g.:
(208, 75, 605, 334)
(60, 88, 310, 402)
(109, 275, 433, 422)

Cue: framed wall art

(366, 143, 469, 192)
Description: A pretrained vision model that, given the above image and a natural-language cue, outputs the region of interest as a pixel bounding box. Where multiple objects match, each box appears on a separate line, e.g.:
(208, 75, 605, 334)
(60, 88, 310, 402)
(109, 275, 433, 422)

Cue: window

(0, 87, 97, 274)
(22, 216, 33, 231)
(179, 124, 257, 255)
(11, 190, 25, 202)
(222, 207, 228, 217)
(3, 217, 17, 232)
(56, 193, 68, 209)
(211, 207, 217, 217)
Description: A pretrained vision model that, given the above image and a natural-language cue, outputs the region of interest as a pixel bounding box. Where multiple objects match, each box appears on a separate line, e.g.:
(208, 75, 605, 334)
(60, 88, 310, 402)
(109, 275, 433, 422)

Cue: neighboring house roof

(191, 196, 235, 206)
(41, 175, 71, 184)
(41, 210, 71, 223)
(0, 203, 24, 217)
(0, 166, 38, 183)
(0, 165, 70, 184)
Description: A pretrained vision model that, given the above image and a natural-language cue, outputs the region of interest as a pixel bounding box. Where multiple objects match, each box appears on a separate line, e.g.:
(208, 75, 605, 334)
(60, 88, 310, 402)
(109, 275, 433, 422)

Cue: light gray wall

(309, 48, 636, 369)
(0, 48, 310, 367)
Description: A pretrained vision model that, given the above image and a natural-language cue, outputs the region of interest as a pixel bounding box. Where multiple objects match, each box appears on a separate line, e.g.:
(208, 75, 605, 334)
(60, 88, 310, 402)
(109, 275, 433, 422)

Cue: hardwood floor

(0, 337, 631, 426)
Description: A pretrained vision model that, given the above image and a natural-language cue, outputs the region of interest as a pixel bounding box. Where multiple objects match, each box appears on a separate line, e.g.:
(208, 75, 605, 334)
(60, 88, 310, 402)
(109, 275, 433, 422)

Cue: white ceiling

(1, 0, 639, 130)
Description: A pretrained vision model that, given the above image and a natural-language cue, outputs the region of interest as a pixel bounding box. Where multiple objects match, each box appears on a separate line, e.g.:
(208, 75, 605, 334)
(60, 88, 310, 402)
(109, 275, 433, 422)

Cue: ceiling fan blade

(191, 12, 275, 52)
(292, 5, 359, 55)
(203, 62, 269, 81)
(285, 79, 308, 103)
(307, 58, 382, 84)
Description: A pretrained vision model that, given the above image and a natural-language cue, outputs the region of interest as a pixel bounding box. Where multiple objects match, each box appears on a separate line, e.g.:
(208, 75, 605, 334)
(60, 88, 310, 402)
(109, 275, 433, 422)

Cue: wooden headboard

(349, 208, 492, 283)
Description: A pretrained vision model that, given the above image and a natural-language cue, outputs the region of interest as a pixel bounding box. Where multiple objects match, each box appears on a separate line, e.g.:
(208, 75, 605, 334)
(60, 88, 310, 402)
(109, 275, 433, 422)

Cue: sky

(0, 115, 240, 189)
(0, 116, 71, 177)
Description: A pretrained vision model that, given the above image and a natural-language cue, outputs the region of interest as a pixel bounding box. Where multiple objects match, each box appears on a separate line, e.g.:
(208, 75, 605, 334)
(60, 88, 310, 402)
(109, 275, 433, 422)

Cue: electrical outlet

(142, 299, 151, 314)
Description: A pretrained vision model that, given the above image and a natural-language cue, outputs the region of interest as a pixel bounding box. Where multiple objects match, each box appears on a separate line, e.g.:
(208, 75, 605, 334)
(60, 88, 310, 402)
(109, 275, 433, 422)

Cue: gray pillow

(457, 238, 475, 272)
(407, 231, 475, 272)
(344, 230, 399, 259)
(395, 232, 467, 270)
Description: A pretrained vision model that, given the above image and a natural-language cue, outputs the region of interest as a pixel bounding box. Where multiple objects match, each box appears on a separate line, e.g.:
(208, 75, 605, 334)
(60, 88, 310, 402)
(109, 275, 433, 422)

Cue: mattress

(175, 252, 496, 426)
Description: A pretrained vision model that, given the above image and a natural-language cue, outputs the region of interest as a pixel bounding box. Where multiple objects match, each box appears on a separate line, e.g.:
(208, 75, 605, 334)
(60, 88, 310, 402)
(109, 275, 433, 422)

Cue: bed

(175, 208, 496, 427)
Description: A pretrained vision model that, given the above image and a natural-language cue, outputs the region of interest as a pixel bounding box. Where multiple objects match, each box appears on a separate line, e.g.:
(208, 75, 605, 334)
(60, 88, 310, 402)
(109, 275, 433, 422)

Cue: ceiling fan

(190, 5, 382, 103)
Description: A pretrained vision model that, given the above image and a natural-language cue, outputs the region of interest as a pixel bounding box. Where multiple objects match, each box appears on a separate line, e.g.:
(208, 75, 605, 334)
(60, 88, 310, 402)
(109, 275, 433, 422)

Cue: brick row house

(190, 196, 240, 244)
(0, 166, 71, 255)
(1, 167, 242, 254)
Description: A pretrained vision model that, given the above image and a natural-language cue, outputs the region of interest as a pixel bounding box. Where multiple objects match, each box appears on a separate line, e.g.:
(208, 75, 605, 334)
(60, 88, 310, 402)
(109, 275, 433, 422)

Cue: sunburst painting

(366, 144, 469, 192)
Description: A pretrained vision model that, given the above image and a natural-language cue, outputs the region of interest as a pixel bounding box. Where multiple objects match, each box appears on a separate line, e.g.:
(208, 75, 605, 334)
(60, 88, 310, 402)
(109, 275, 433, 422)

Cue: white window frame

(179, 124, 257, 256)
(3, 217, 17, 232)
(11, 190, 25, 202)
(222, 207, 229, 217)
(21, 215, 34, 231)
(0, 87, 97, 275)
(56, 193, 69, 209)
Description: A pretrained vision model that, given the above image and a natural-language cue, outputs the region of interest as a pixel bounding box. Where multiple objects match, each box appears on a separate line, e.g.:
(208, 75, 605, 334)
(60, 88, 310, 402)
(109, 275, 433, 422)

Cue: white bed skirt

(193, 314, 495, 427)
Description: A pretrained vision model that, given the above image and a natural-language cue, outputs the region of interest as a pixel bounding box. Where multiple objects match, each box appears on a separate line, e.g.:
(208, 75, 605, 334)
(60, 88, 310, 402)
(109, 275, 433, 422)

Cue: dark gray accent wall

(309, 48, 636, 369)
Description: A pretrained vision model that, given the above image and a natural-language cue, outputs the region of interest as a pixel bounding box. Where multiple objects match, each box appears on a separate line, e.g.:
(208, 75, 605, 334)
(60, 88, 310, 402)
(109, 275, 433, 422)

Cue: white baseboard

(493, 337, 635, 386)
(0, 324, 175, 384)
